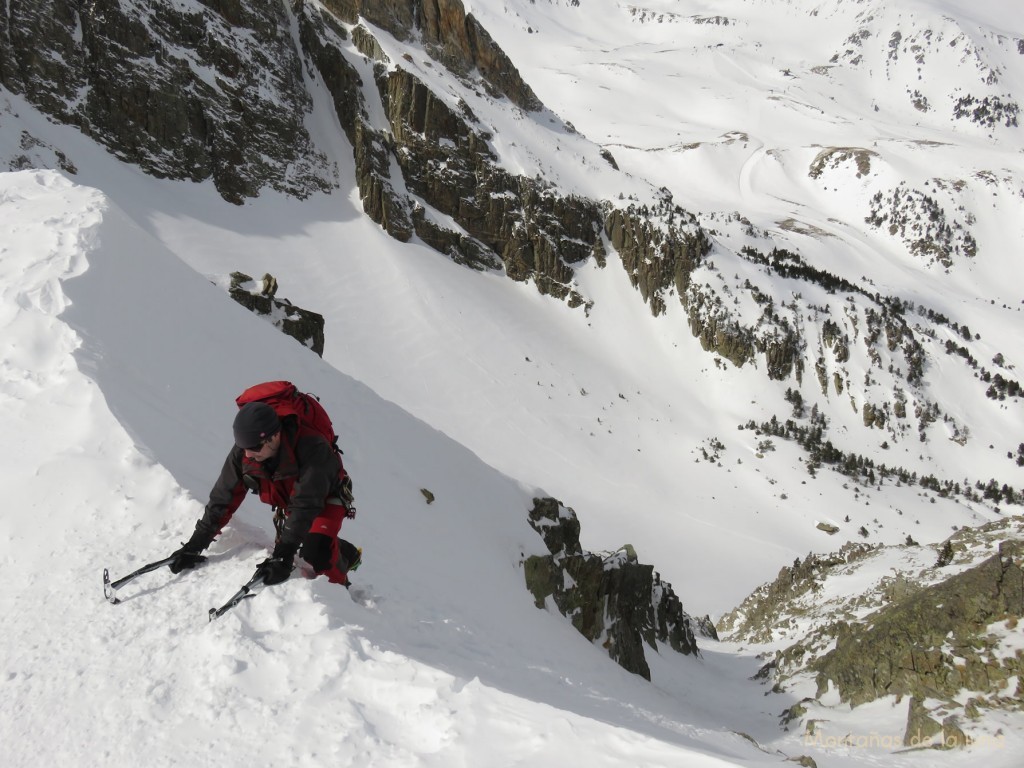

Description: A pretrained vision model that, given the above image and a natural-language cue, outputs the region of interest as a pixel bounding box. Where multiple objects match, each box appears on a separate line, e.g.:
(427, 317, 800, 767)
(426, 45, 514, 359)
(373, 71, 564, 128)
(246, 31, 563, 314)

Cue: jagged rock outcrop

(1, 0, 334, 204)
(720, 516, 1024, 748)
(604, 203, 711, 316)
(812, 539, 1024, 708)
(320, 0, 542, 111)
(5, 129, 78, 174)
(524, 497, 700, 681)
(601, 200, 810, 382)
(372, 62, 602, 302)
(228, 272, 325, 356)
(296, 2, 602, 303)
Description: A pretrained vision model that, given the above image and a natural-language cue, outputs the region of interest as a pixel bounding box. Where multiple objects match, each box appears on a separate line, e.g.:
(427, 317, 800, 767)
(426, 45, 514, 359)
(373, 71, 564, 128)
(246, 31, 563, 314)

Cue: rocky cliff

(1, 0, 335, 203)
(0, 0, 603, 302)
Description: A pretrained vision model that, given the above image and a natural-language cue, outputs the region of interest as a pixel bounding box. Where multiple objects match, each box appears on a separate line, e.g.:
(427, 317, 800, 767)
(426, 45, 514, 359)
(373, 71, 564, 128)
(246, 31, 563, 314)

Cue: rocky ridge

(718, 515, 1024, 748)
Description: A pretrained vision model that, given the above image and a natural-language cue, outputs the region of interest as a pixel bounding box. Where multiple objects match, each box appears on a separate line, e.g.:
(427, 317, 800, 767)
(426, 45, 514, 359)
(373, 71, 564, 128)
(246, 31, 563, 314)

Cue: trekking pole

(208, 569, 267, 622)
(102, 553, 207, 604)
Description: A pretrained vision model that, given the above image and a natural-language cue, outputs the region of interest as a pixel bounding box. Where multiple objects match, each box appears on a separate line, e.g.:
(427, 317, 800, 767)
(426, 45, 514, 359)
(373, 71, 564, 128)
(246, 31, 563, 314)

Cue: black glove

(255, 556, 293, 585)
(168, 545, 207, 574)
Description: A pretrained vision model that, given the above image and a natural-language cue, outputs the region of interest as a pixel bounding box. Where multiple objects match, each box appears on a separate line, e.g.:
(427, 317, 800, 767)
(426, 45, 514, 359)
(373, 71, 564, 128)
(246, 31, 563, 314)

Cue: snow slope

(2, 0, 1023, 764)
(1, 169, 786, 767)
(0, 154, 1013, 768)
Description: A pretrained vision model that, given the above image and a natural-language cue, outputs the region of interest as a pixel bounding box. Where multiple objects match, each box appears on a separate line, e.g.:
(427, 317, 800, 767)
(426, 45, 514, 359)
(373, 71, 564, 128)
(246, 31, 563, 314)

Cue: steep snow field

(1, 169, 782, 767)
(3, 161, 1015, 767)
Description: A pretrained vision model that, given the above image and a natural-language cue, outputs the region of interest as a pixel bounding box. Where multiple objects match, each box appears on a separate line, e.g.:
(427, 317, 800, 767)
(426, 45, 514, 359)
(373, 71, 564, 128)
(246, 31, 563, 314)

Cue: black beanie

(233, 402, 281, 449)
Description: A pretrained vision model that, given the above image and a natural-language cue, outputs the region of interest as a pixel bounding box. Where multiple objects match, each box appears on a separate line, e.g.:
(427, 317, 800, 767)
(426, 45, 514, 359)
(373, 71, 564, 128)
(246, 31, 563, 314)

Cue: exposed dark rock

(690, 614, 720, 641)
(376, 65, 602, 301)
(901, 696, 970, 749)
(319, 0, 540, 111)
(813, 540, 1024, 707)
(604, 201, 812, 380)
(721, 519, 1024, 747)
(228, 271, 325, 356)
(409, 205, 503, 271)
(7, 129, 78, 174)
(808, 147, 877, 179)
(524, 497, 700, 681)
(293, 8, 603, 300)
(3, 0, 334, 204)
(599, 148, 619, 169)
(604, 204, 710, 316)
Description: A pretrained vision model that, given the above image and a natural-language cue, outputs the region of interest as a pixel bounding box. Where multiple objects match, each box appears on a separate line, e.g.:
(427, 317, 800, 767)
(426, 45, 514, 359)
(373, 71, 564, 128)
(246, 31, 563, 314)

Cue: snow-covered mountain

(2, 0, 1023, 765)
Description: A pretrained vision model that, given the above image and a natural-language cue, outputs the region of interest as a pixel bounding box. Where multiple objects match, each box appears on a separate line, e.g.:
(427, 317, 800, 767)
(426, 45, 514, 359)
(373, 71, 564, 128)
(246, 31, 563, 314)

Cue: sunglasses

(244, 433, 277, 452)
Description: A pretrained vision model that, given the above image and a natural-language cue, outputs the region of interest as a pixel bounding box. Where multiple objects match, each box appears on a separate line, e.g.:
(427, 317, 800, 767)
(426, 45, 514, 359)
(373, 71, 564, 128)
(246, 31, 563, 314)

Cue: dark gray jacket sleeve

(186, 447, 247, 551)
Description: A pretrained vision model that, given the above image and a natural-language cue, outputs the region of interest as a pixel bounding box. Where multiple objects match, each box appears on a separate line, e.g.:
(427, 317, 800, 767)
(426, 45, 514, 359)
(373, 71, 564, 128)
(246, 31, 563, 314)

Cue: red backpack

(236, 380, 342, 455)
